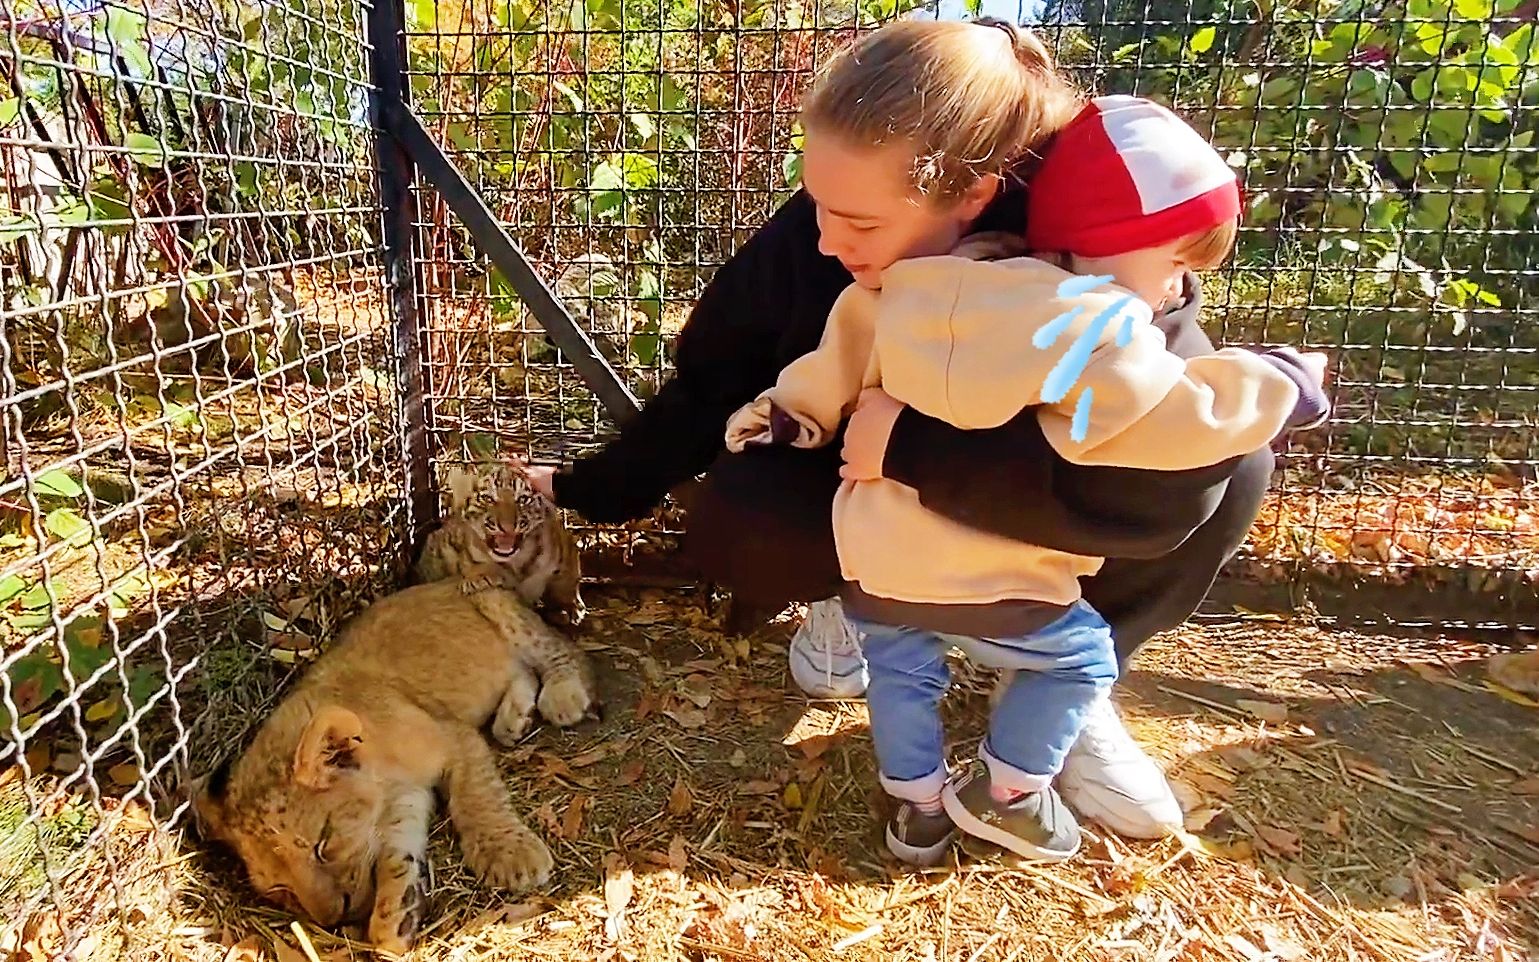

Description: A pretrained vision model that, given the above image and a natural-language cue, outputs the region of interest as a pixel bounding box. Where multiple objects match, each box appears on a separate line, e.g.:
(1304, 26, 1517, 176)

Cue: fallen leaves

(1253, 824, 1302, 859)
(1235, 699, 1289, 725)
(602, 854, 634, 943)
(560, 794, 588, 840)
(666, 777, 693, 817)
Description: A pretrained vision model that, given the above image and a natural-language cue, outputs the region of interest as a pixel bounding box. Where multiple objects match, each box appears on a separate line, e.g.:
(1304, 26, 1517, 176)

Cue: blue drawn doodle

(1032, 274, 1144, 443)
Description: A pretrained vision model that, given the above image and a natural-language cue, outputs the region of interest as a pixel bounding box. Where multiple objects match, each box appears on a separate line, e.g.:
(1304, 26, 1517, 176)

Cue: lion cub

(415, 460, 586, 627)
(191, 473, 598, 956)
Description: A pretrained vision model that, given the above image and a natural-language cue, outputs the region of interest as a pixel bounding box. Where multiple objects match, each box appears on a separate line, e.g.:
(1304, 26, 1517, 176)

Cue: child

(724, 46, 1328, 864)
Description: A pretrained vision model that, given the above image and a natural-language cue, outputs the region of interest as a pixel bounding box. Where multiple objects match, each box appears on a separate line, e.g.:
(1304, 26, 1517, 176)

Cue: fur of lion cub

(190, 568, 596, 955)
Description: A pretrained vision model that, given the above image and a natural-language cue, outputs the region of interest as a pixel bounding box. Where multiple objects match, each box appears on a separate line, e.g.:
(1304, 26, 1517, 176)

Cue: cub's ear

(188, 756, 233, 840)
(293, 706, 365, 790)
(444, 466, 479, 513)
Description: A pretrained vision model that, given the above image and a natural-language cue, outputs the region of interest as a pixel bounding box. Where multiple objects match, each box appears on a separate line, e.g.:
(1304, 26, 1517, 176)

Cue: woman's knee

(678, 446, 843, 604)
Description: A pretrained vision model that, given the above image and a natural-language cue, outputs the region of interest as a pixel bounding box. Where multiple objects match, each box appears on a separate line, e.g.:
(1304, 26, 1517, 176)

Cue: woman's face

(801, 130, 997, 290)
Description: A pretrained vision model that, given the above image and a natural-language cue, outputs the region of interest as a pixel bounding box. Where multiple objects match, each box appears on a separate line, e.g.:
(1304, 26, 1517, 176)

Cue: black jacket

(553, 187, 1245, 559)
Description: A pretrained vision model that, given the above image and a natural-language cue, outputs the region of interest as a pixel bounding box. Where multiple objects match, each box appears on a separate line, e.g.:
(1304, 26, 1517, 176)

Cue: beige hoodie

(724, 242, 1299, 609)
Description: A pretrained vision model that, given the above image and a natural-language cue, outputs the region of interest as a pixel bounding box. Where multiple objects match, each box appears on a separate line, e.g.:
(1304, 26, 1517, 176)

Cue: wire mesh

(0, 0, 404, 954)
(401, 0, 1537, 628)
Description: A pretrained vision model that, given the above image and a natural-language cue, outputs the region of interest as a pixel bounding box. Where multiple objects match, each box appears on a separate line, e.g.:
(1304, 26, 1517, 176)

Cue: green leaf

(34, 470, 83, 499)
(0, 574, 25, 605)
(19, 581, 53, 611)
(782, 150, 803, 189)
(0, 98, 19, 127)
(44, 508, 92, 545)
(123, 131, 163, 165)
(0, 212, 34, 243)
(1189, 27, 1216, 54)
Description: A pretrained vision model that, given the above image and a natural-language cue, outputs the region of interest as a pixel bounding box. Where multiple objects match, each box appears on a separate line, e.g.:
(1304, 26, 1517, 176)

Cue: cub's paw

(550, 600, 587, 630)
(463, 827, 554, 891)
(537, 676, 597, 728)
(367, 884, 426, 958)
(490, 671, 539, 747)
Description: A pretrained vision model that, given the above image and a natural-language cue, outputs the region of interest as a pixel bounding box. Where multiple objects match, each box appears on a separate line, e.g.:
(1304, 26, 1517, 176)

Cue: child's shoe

(885, 801, 957, 866)
(941, 760, 1081, 861)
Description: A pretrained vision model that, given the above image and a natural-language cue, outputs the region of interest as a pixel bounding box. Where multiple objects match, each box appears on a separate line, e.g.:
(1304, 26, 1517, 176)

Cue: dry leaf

(1509, 777, 1539, 795)
(739, 780, 781, 796)
(1235, 699, 1289, 724)
(783, 782, 804, 810)
(1254, 824, 1302, 858)
(118, 801, 155, 833)
(795, 735, 836, 760)
(1184, 807, 1223, 832)
(561, 795, 588, 840)
(1184, 771, 1236, 800)
(679, 675, 714, 708)
(1512, 824, 1539, 845)
(1488, 651, 1539, 698)
(270, 936, 309, 962)
(667, 778, 693, 817)
(466, 900, 545, 931)
(1484, 681, 1539, 709)
(18, 910, 63, 962)
(538, 754, 598, 789)
(663, 707, 707, 729)
(223, 936, 265, 962)
(668, 835, 688, 873)
(616, 760, 645, 786)
(728, 749, 747, 768)
(603, 854, 634, 943)
(107, 762, 140, 787)
(1321, 809, 1344, 837)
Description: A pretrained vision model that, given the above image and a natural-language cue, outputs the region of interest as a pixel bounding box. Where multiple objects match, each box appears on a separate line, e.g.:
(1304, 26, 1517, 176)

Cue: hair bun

(973, 16, 1019, 48)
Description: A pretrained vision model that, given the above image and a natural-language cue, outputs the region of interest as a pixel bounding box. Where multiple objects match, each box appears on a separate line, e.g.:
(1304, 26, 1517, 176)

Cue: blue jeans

(848, 601, 1118, 802)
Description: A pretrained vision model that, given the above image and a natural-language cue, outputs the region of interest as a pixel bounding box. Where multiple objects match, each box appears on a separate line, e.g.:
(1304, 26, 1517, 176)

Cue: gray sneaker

(941, 760, 1081, 862)
(885, 802, 957, 867)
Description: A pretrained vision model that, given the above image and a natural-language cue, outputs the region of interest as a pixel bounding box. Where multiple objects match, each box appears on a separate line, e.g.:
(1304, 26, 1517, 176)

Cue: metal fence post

(367, 0, 437, 551)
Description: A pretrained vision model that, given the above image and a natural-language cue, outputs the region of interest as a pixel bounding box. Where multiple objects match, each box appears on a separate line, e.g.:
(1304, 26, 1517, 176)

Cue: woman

(528, 19, 1274, 840)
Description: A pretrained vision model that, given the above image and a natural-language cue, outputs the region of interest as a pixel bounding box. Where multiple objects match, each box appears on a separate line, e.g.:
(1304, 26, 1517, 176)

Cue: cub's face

(442, 462, 547, 564)
(191, 706, 385, 927)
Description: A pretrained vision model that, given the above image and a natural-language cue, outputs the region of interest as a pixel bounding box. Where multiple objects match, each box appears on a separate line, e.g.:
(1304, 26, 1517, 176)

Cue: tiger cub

(415, 460, 587, 628)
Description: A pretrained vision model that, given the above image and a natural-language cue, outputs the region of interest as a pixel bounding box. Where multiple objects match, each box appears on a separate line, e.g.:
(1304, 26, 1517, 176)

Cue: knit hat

(1024, 95, 1242, 258)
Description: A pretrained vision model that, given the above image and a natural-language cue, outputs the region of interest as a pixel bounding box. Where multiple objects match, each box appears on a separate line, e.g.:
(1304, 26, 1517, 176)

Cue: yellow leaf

(85, 697, 121, 723)
(107, 762, 140, 787)
(783, 782, 803, 810)
(1484, 681, 1539, 709)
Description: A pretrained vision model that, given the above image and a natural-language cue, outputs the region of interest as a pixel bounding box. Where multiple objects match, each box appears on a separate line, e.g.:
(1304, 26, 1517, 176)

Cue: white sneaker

(1056, 695, 1185, 839)
(788, 598, 869, 699)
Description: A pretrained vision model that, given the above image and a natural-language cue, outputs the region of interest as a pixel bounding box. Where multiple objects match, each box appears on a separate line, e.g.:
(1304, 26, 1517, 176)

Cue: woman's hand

(524, 463, 557, 501)
(839, 388, 904, 481)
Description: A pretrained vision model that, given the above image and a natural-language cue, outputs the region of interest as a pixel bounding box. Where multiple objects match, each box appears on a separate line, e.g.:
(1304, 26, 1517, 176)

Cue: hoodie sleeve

(882, 273, 1248, 558)
(725, 284, 880, 451)
(1036, 328, 1301, 470)
(875, 257, 1300, 471)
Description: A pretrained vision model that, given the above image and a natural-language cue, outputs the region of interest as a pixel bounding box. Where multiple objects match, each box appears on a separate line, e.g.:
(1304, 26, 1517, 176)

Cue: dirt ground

(122, 584, 1534, 962)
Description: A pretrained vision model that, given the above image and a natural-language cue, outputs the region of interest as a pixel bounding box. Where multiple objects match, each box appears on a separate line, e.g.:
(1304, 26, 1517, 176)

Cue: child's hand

(1298, 350, 1329, 387)
(724, 399, 775, 453)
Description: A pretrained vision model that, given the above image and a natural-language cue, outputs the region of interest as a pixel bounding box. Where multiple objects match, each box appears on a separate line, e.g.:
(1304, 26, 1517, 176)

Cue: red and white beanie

(1024, 95, 1241, 258)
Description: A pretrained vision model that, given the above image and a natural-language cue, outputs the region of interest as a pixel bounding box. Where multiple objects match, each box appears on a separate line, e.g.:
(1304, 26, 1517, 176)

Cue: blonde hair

(801, 18, 1084, 204)
(1177, 218, 1239, 271)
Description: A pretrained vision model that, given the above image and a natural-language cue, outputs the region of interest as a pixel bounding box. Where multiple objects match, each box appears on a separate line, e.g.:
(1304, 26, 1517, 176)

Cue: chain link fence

(0, 0, 410, 953)
(1, 0, 1536, 955)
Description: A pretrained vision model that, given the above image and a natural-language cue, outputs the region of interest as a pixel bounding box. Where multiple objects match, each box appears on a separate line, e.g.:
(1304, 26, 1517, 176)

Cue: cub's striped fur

(416, 460, 586, 627)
